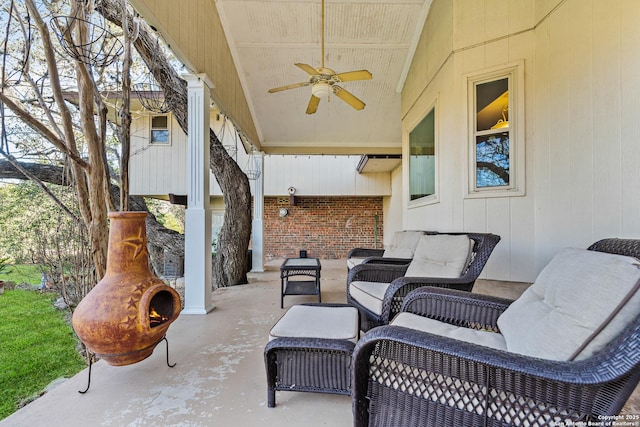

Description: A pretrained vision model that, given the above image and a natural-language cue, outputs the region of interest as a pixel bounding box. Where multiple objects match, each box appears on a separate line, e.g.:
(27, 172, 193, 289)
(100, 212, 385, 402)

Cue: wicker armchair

(347, 232, 500, 331)
(351, 238, 640, 427)
(347, 230, 425, 271)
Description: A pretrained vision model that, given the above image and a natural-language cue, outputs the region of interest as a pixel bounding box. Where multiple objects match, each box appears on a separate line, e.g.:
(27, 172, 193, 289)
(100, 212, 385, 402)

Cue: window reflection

(409, 108, 435, 201)
(476, 132, 509, 187)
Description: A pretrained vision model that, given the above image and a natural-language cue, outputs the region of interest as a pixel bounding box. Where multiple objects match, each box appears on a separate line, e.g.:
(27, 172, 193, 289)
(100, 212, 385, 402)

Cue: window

(409, 107, 436, 201)
(150, 115, 170, 144)
(475, 78, 509, 188)
(467, 61, 524, 197)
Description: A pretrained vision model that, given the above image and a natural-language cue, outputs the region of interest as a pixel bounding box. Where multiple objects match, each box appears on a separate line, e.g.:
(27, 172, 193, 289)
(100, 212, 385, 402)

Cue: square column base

(183, 208, 215, 314)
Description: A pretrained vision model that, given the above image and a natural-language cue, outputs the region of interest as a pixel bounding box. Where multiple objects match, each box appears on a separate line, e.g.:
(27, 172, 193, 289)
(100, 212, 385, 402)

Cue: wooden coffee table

(279, 257, 321, 308)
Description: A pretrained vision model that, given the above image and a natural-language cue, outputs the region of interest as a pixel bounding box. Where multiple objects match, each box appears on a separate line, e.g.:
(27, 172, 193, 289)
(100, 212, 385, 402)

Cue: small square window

(151, 115, 170, 144)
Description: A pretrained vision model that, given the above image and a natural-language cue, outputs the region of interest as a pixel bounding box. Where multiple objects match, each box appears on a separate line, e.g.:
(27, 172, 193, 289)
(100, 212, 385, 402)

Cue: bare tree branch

(0, 150, 80, 222)
(0, 91, 89, 167)
(477, 161, 509, 183)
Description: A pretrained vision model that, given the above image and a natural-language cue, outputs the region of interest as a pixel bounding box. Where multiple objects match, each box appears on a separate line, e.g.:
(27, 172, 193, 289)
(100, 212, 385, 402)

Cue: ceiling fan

(267, 0, 372, 114)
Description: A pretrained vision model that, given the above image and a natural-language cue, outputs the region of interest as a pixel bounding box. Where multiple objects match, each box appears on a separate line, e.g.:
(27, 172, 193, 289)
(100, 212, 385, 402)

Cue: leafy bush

(0, 182, 79, 264)
(34, 219, 95, 308)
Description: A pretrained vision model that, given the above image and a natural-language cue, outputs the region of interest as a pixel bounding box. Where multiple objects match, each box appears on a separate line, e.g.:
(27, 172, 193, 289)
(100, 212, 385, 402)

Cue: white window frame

(150, 114, 171, 145)
(465, 61, 525, 198)
(405, 97, 439, 208)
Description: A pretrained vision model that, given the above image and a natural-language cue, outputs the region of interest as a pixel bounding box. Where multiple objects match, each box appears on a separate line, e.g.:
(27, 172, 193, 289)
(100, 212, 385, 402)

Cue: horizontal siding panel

(263, 155, 390, 196)
(130, 117, 391, 197)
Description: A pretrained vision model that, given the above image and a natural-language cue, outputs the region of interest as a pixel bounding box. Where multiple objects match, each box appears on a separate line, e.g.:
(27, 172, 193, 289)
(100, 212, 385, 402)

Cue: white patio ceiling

(214, 0, 432, 155)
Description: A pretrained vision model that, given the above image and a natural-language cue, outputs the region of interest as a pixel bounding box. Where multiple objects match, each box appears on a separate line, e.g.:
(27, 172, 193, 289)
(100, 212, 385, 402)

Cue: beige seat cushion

(405, 234, 473, 278)
(350, 235, 474, 315)
(392, 312, 507, 351)
(383, 231, 424, 258)
(269, 305, 360, 343)
(349, 281, 390, 315)
(497, 248, 640, 361)
(347, 257, 366, 269)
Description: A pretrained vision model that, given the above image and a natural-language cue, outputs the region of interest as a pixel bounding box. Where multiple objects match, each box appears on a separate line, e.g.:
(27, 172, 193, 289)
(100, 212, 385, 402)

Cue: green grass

(0, 264, 43, 285)
(0, 290, 86, 420)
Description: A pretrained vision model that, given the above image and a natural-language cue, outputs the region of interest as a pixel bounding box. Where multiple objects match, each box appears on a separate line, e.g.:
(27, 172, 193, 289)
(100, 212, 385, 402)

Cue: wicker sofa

(347, 232, 500, 331)
(351, 238, 640, 427)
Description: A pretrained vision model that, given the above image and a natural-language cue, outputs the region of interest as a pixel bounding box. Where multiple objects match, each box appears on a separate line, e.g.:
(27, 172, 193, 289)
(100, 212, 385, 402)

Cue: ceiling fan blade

(268, 82, 310, 93)
(334, 70, 372, 82)
(295, 63, 319, 76)
(306, 95, 321, 114)
(333, 86, 365, 111)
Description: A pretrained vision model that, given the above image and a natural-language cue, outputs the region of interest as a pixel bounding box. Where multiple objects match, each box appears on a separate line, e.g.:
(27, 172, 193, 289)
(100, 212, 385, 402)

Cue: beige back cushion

(383, 231, 423, 258)
(497, 248, 640, 361)
(404, 234, 473, 278)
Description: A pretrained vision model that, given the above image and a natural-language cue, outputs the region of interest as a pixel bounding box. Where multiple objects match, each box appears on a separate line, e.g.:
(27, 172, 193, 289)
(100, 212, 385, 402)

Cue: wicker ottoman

(264, 303, 360, 407)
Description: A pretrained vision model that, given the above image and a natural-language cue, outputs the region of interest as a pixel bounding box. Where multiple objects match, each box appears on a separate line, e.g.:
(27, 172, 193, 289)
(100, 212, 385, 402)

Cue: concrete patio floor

(2, 258, 639, 426)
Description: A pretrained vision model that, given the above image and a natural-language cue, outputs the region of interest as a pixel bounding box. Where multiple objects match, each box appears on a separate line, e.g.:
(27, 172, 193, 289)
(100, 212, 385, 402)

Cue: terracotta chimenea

(72, 211, 181, 366)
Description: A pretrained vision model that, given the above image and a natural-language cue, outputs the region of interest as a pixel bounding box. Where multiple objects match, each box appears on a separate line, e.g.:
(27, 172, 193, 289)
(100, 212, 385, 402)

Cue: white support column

(251, 152, 265, 272)
(182, 74, 215, 314)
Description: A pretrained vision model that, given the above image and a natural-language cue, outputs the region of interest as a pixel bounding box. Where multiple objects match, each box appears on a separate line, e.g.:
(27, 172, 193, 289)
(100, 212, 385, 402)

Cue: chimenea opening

(149, 291, 175, 328)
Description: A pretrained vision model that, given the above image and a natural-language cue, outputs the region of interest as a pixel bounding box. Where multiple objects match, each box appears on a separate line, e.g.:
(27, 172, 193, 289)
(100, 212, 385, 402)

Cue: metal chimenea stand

(78, 336, 176, 394)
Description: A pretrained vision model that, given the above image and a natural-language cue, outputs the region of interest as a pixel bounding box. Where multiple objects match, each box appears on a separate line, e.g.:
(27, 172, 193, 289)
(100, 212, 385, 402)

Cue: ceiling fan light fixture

(311, 82, 331, 99)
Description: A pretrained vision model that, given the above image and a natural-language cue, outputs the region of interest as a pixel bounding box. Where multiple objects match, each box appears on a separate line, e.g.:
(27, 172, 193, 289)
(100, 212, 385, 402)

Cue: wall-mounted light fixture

(279, 208, 289, 217)
(288, 186, 296, 206)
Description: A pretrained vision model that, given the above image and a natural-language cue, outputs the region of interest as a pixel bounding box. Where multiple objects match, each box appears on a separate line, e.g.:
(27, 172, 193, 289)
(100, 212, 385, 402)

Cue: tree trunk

(118, 0, 132, 211)
(97, 0, 252, 287)
(209, 139, 252, 286)
(26, 0, 110, 279)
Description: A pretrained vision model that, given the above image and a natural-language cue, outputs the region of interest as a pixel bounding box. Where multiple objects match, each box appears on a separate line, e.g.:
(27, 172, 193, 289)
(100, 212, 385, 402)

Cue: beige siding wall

(263, 155, 390, 196)
(532, 0, 640, 272)
(382, 165, 404, 246)
(129, 112, 224, 197)
(401, 0, 640, 282)
(129, 115, 391, 197)
(129, 113, 188, 196)
(402, 0, 454, 116)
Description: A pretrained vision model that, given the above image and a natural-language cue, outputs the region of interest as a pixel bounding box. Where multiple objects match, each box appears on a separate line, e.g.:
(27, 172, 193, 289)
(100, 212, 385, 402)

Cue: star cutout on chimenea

(122, 227, 149, 259)
(120, 314, 137, 326)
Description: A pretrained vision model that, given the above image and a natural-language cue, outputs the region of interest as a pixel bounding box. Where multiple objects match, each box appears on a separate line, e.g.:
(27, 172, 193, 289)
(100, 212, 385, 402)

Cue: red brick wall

(262, 196, 383, 260)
